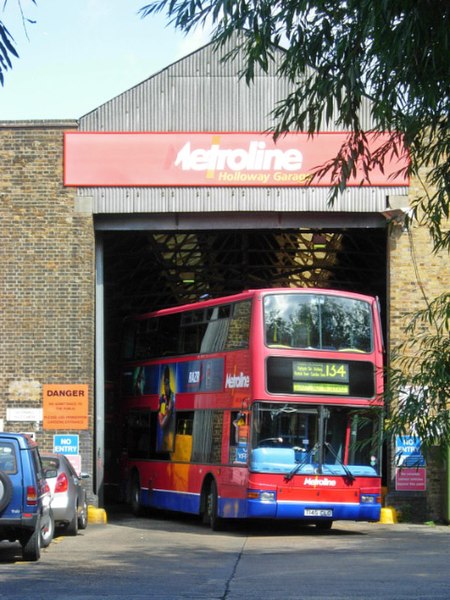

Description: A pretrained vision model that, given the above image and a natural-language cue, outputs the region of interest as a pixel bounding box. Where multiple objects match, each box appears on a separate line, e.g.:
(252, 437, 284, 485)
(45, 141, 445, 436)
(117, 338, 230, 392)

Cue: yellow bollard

(87, 505, 108, 524)
(379, 506, 398, 524)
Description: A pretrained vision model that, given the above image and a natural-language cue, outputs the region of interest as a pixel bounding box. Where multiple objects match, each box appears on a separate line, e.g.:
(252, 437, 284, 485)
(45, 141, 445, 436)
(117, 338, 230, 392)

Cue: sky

(0, 0, 211, 120)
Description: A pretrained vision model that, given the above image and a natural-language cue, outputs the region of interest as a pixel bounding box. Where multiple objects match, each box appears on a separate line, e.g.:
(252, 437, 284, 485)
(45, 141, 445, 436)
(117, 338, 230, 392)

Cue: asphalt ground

(1, 507, 449, 599)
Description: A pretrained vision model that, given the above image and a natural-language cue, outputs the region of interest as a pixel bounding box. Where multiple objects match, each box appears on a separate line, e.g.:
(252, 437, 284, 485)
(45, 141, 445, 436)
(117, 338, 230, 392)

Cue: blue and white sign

(53, 434, 79, 455)
(235, 442, 248, 464)
(395, 435, 426, 467)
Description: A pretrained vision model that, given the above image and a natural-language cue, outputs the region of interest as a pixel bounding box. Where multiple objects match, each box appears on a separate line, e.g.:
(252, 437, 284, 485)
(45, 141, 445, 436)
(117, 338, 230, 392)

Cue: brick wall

(1, 122, 448, 519)
(0, 122, 96, 500)
(387, 169, 450, 521)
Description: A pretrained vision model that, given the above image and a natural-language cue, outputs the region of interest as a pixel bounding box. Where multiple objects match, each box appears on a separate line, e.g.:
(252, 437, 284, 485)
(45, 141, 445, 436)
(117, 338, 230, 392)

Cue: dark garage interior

(100, 226, 387, 499)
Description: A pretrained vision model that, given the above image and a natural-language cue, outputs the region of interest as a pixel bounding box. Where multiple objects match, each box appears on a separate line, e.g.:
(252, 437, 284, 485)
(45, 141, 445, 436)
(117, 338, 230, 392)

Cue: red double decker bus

(118, 288, 383, 530)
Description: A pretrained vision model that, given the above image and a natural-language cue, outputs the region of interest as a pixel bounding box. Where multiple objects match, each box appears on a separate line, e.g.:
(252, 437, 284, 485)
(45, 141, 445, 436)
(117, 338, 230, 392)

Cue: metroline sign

(64, 132, 409, 187)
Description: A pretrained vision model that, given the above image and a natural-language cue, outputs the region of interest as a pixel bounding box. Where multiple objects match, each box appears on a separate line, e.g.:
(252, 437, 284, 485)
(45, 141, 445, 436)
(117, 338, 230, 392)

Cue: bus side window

(229, 411, 249, 464)
(158, 314, 181, 357)
(225, 301, 251, 350)
(135, 319, 159, 359)
(121, 322, 137, 359)
(199, 305, 231, 354)
(180, 323, 207, 354)
(231, 411, 248, 445)
(173, 412, 194, 462)
(191, 410, 223, 464)
(126, 411, 152, 459)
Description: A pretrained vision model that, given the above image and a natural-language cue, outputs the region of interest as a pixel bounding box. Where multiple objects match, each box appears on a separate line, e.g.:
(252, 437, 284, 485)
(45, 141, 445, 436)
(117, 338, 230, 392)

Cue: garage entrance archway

(95, 221, 387, 503)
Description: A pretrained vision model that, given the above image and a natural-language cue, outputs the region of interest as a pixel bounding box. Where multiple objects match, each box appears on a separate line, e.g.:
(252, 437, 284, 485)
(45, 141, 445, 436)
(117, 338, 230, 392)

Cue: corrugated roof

(79, 35, 407, 215)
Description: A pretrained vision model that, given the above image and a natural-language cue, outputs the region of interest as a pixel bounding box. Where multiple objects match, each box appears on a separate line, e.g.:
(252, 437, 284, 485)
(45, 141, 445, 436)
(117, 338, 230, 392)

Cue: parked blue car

(0, 432, 54, 561)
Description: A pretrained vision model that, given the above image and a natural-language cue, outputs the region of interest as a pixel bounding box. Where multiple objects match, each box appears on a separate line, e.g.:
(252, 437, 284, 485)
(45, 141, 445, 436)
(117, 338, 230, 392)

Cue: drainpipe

(95, 236, 105, 507)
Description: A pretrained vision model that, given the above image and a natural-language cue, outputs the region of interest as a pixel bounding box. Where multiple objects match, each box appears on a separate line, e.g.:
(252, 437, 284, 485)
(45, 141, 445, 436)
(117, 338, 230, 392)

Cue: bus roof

(127, 288, 377, 321)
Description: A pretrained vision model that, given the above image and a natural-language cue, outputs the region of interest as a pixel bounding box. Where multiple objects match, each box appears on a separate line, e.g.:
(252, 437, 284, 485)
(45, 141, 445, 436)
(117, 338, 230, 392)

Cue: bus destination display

(292, 361, 349, 395)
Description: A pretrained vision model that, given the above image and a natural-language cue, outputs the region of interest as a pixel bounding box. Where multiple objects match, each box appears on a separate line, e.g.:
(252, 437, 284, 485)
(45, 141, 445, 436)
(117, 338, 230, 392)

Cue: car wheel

(78, 499, 88, 530)
(66, 505, 79, 536)
(0, 471, 13, 512)
(22, 517, 41, 561)
(41, 509, 55, 547)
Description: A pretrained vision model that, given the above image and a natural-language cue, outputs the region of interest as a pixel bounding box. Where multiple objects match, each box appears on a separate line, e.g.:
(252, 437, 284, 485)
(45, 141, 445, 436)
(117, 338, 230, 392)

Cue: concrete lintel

(94, 212, 387, 231)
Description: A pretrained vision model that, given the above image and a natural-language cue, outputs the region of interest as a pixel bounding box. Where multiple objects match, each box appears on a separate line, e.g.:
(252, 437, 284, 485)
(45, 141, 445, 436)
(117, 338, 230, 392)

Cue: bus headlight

(247, 490, 276, 503)
(361, 494, 378, 504)
(260, 491, 276, 503)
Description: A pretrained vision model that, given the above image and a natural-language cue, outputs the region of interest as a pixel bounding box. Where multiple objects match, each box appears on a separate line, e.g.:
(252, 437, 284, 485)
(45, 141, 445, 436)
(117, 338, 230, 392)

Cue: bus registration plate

(304, 509, 333, 517)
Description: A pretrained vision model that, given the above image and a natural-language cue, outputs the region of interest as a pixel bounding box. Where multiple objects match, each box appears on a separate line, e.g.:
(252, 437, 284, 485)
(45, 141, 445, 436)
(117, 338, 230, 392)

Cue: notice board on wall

(43, 384, 89, 430)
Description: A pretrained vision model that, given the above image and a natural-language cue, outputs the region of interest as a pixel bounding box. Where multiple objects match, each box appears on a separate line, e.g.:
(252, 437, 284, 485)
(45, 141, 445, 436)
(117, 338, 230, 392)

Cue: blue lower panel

(141, 488, 201, 514)
(248, 500, 381, 522)
(140, 488, 380, 522)
(142, 488, 248, 519)
(220, 497, 248, 519)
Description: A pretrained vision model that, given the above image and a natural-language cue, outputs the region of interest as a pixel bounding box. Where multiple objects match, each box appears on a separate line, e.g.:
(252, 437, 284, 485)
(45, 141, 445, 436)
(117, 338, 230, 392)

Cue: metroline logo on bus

(64, 132, 409, 187)
(225, 372, 251, 389)
(304, 477, 337, 487)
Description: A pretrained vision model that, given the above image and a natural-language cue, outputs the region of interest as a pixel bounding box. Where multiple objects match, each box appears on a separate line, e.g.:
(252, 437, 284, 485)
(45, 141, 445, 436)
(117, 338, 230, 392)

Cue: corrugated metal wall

(86, 186, 404, 214)
(79, 37, 406, 215)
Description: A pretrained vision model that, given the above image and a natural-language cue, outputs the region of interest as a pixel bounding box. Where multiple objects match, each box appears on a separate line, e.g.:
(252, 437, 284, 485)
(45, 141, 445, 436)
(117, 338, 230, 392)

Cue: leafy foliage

(386, 293, 450, 450)
(140, 0, 450, 446)
(0, 0, 37, 85)
(0, 19, 18, 84)
(140, 0, 450, 245)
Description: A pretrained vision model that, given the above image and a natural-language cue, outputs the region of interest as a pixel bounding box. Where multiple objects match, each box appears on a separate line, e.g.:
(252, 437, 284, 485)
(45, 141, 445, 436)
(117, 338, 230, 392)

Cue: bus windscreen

(250, 402, 381, 478)
(264, 293, 372, 353)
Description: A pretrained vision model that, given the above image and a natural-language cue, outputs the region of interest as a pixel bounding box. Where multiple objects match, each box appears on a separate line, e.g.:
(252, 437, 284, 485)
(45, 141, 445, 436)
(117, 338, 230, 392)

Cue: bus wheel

(130, 474, 142, 516)
(315, 520, 333, 531)
(205, 480, 225, 531)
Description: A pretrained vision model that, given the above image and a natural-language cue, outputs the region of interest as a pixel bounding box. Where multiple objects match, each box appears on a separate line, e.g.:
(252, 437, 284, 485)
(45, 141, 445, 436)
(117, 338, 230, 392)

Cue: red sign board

(395, 467, 427, 492)
(64, 132, 409, 187)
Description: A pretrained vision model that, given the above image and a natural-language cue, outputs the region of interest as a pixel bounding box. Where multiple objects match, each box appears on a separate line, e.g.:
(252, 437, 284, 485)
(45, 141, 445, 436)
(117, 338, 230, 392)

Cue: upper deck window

(264, 293, 372, 353)
(122, 299, 252, 361)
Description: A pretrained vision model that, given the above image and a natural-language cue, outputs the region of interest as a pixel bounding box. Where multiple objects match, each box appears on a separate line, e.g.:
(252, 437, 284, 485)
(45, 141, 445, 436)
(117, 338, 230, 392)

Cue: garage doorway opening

(99, 226, 387, 503)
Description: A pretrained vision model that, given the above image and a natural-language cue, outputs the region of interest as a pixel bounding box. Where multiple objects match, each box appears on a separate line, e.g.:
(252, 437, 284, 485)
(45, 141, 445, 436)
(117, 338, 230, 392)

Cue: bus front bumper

(246, 497, 381, 522)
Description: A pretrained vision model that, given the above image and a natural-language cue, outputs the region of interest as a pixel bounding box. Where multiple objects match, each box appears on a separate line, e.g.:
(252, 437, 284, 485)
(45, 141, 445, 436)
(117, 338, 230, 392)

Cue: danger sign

(43, 384, 89, 430)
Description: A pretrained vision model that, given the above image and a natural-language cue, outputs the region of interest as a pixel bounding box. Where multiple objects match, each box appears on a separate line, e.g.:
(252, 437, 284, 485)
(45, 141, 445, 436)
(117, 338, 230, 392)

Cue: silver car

(42, 453, 89, 536)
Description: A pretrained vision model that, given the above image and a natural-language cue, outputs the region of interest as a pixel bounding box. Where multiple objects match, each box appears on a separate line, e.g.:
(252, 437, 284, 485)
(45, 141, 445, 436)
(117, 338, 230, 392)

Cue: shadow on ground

(104, 502, 365, 537)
